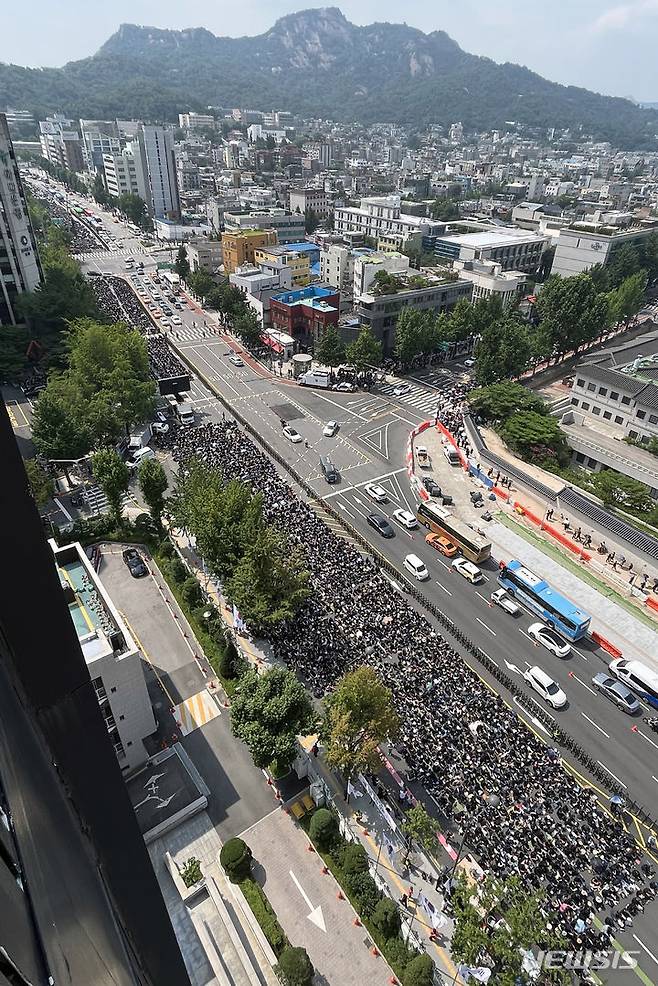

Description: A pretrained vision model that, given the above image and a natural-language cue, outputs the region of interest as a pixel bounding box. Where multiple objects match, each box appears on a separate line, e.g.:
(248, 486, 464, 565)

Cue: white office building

(454, 259, 526, 305)
(52, 541, 156, 772)
(550, 221, 658, 278)
(178, 112, 215, 130)
(334, 195, 441, 249)
(136, 126, 181, 221)
(102, 147, 142, 199)
(0, 113, 43, 326)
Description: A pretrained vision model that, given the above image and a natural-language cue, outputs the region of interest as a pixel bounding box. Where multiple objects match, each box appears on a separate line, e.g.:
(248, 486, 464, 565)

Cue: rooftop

(436, 229, 545, 248)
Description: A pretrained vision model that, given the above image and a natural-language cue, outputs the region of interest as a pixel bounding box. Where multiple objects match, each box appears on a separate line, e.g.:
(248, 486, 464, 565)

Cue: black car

(367, 513, 395, 538)
(440, 493, 453, 506)
(423, 478, 442, 497)
(122, 547, 148, 578)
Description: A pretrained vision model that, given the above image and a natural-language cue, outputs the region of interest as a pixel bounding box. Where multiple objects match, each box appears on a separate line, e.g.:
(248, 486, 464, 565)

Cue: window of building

(576, 378, 585, 387)
(615, 415, 623, 424)
(621, 396, 631, 405)
(581, 402, 590, 410)
(603, 411, 612, 420)
(598, 387, 608, 396)
(610, 391, 619, 401)
(650, 415, 658, 425)
(587, 383, 596, 392)
(571, 398, 579, 405)
(592, 406, 601, 415)
(575, 452, 586, 463)
(637, 409, 646, 419)
(629, 430, 638, 439)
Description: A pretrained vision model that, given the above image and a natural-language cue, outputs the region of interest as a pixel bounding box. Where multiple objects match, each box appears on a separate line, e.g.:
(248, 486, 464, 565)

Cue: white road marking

(570, 674, 597, 697)
(596, 760, 626, 787)
(336, 501, 355, 519)
(638, 729, 658, 751)
(633, 935, 658, 966)
(435, 581, 452, 596)
(582, 713, 610, 738)
(190, 348, 241, 397)
(475, 617, 496, 637)
(475, 591, 489, 604)
(571, 647, 589, 662)
(436, 559, 451, 572)
(512, 698, 552, 735)
(289, 871, 327, 933)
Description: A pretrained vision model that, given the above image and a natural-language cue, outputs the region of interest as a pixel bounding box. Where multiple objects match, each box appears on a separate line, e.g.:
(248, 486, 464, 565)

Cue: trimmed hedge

(275, 945, 314, 986)
(239, 876, 288, 957)
(308, 807, 338, 849)
(220, 837, 252, 882)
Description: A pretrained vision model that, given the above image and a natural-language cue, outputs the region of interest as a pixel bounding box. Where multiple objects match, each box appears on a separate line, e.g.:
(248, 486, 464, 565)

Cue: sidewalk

(415, 425, 658, 672)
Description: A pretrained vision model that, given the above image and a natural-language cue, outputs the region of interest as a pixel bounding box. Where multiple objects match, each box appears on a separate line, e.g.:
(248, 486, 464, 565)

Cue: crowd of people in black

(26, 184, 106, 253)
(161, 415, 656, 962)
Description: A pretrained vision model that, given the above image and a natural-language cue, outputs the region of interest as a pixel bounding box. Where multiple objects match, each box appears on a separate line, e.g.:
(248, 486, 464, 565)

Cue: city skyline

(1, 1, 657, 103)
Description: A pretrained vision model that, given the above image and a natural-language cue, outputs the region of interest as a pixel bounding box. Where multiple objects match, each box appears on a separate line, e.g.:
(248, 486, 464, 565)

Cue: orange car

(425, 533, 458, 557)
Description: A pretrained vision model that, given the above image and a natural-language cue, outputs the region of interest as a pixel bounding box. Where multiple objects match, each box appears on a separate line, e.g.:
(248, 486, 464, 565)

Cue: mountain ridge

(1, 7, 656, 147)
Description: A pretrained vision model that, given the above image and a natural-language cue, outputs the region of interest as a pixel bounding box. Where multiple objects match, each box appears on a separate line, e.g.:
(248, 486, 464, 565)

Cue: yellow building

(253, 246, 311, 287)
(221, 228, 278, 274)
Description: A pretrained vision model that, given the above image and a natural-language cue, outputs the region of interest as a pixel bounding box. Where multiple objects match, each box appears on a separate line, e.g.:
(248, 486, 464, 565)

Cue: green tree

(227, 525, 309, 633)
(400, 804, 437, 864)
(91, 172, 111, 206)
(536, 273, 608, 359)
(316, 326, 346, 369)
(403, 954, 434, 986)
(24, 458, 54, 506)
(475, 316, 533, 384)
(467, 382, 546, 422)
(116, 192, 150, 230)
(639, 232, 658, 284)
(430, 198, 460, 221)
(230, 666, 316, 772)
(188, 268, 214, 300)
(32, 378, 92, 465)
(345, 326, 383, 371)
(0, 325, 31, 380)
(607, 243, 641, 288)
(174, 245, 190, 282)
(371, 897, 401, 940)
(322, 666, 399, 795)
(500, 411, 570, 466)
(233, 308, 262, 349)
(592, 469, 652, 512)
(275, 946, 314, 986)
(138, 457, 168, 529)
(304, 208, 320, 234)
(447, 297, 478, 342)
(394, 309, 425, 366)
(91, 447, 130, 524)
(611, 271, 647, 326)
(219, 837, 252, 883)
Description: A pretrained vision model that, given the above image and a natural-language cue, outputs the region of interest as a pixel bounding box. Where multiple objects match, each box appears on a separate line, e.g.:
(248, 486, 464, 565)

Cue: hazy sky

(2, 0, 658, 101)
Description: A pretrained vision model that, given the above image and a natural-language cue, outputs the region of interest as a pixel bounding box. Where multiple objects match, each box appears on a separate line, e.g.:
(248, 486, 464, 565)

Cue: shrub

(309, 808, 338, 849)
(170, 557, 188, 583)
(159, 539, 175, 559)
(180, 856, 202, 888)
(239, 877, 288, 956)
(344, 871, 380, 916)
(384, 936, 416, 976)
(180, 576, 202, 608)
(220, 837, 252, 882)
(275, 945, 315, 986)
(341, 842, 368, 875)
(404, 954, 434, 986)
(371, 897, 401, 939)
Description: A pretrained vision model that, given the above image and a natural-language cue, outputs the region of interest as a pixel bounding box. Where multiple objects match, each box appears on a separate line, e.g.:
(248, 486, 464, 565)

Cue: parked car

(367, 513, 395, 538)
(523, 666, 567, 709)
(171, 315, 182, 325)
(422, 477, 441, 497)
(425, 533, 458, 557)
(323, 420, 339, 437)
(527, 622, 572, 658)
(283, 426, 303, 444)
(592, 672, 641, 715)
(451, 558, 483, 583)
(122, 547, 148, 578)
(333, 381, 356, 392)
(393, 508, 418, 529)
(365, 483, 388, 503)
(490, 588, 520, 616)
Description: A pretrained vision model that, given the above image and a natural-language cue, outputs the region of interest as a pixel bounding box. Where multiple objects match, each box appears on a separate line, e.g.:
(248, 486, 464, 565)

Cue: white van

(443, 445, 461, 465)
(403, 554, 430, 581)
(130, 446, 155, 469)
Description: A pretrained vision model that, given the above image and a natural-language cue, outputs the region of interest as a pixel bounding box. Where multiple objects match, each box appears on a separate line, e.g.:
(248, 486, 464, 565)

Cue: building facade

(270, 285, 340, 343)
(136, 125, 181, 220)
(80, 119, 121, 172)
(431, 228, 548, 272)
(187, 236, 223, 273)
(551, 221, 658, 278)
(39, 115, 84, 172)
(221, 228, 278, 274)
(178, 112, 215, 130)
(0, 114, 43, 326)
(102, 147, 142, 199)
(334, 195, 442, 250)
(289, 186, 332, 218)
(223, 208, 306, 244)
(454, 259, 527, 305)
(254, 245, 311, 287)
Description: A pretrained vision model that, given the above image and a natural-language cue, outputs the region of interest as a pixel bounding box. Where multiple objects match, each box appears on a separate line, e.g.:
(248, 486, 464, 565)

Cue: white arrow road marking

(289, 870, 327, 932)
(512, 697, 551, 735)
(504, 659, 524, 675)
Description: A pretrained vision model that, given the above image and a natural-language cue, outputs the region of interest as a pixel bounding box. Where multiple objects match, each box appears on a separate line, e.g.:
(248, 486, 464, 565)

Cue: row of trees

(31, 319, 156, 464)
(394, 296, 502, 368)
(168, 462, 309, 634)
(91, 174, 151, 231)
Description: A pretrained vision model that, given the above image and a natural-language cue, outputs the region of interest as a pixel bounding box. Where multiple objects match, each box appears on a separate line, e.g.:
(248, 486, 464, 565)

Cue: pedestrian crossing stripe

(170, 325, 216, 343)
(377, 383, 441, 414)
(175, 689, 221, 735)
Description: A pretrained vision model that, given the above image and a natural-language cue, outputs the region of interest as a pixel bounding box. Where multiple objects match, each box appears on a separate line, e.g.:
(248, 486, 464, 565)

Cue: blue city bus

(498, 559, 591, 641)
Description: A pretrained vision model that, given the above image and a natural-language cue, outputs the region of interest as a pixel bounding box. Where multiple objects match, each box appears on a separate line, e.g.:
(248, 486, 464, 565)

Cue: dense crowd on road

(91, 274, 187, 382)
(26, 183, 106, 253)
(161, 415, 657, 960)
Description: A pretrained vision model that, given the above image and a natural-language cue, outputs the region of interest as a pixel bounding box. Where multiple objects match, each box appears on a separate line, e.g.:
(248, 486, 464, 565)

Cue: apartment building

(0, 114, 43, 326)
(135, 125, 181, 220)
(289, 186, 332, 218)
(223, 207, 306, 243)
(334, 195, 442, 250)
(221, 227, 278, 274)
(254, 245, 310, 287)
(53, 541, 155, 771)
(102, 147, 142, 199)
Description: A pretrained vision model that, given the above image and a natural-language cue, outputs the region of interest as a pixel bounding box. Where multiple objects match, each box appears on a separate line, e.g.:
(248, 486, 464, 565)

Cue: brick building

(270, 285, 339, 345)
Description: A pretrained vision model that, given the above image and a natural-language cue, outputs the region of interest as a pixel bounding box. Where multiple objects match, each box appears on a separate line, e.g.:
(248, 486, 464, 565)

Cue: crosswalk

(175, 689, 221, 736)
(74, 245, 146, 260)
(171, 323, 218, 344)
(376, 380, 443, 416)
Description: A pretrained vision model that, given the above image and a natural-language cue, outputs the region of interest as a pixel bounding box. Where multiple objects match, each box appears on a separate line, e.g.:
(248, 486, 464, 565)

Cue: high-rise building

(80, 119, 121, 172)
(135, 126, 181, 221)
(103, 147, 142, 199)
(0, 113, 43, 326)
(38, 114, 84, 172)
(0, 401, 190, 986)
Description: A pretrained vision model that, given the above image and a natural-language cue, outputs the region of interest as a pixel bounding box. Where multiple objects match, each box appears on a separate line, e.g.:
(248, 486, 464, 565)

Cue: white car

(365, 483, 388, 503)
(160, 318, 171, 328)
(171, 315, 182, 325)
(394, 384, 411, 397)
(229, 355, 244, 366)
(393, 508, 418, 529)
(527, 623, 572, 659)
(323, 420, 339, 437)
(404, 553, 429, 581)
(523, 666, 567, 709)
(283, 426, 303, 444)
(451, 558, 483, 584)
